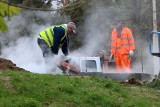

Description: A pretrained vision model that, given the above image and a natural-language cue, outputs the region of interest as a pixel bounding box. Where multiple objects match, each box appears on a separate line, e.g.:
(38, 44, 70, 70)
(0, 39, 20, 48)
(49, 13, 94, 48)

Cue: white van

(69, 56, 103, 73)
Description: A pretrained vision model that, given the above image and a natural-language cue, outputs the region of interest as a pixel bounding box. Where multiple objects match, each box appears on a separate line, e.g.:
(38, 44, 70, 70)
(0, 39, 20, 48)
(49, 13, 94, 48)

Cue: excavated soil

(0, 58, 30, 73)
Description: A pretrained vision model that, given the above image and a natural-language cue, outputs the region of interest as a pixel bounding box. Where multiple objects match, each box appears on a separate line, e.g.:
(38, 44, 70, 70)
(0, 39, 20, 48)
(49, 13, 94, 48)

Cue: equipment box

(149, 31, 160, 57)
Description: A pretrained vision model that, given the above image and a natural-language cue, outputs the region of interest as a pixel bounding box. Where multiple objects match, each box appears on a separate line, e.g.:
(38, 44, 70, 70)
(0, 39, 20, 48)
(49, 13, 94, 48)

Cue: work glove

(64, 56, 71, 63)
(64, 56, 70, 60)
(129, 50, 134, 56)
(59, 55, 71, 62)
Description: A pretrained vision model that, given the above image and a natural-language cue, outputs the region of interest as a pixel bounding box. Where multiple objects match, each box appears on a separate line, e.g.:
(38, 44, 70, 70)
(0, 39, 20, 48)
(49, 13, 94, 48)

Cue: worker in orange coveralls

(110, 20, 135, 73)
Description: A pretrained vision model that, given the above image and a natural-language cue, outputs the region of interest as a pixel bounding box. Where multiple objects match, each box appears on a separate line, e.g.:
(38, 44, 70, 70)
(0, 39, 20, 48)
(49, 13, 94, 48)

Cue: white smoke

(0, 1, 157, 77)
(1, 36, 46, 73)
(81, 7, 112, 56)
(71, 2, 156, 76)
(132, 40, 154, 74)
(0, 11, 65, 74)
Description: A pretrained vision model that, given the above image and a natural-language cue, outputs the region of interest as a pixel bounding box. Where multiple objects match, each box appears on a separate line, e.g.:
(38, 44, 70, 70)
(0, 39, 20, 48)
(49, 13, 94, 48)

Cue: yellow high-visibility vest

(39, 24, 67, 47)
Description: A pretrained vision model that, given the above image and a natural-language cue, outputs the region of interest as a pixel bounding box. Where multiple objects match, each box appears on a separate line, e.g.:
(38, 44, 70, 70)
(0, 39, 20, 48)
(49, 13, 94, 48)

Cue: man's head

(115, 19, 125, 29)
(67, 22, 76, 35)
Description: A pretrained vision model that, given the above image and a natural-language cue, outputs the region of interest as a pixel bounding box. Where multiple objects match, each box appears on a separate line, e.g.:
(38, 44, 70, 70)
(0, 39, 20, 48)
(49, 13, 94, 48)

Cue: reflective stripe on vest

(111, 27, 135, 55)
(121, 36, 134, 40)
(59, 35, 67, 49)
(121, 42, 134, 47)
(129, 42, 134, 45)
(128, 36, 134, 40)
(121, 37, 128, 40)
(39, 24, 66, 47)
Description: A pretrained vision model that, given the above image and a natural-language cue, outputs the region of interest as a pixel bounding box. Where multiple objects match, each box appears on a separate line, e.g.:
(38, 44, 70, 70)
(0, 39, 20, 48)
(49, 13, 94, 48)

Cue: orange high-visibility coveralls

(111, 27, 135, 73)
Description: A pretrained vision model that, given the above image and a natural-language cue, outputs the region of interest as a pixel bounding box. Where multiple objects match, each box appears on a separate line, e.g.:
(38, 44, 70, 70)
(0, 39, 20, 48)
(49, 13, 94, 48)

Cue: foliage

(0, 16, 7, 31)
(22, 0, 52, 8)
(147, 79, 160, 89)
(0, 0, 53, 32)
(0, 0, 21, 32)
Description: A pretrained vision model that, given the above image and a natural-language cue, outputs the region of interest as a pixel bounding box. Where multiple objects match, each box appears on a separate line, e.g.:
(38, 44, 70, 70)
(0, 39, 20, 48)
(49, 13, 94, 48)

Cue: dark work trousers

(37, 38, 56, 72)
(37, 38, 52, 58)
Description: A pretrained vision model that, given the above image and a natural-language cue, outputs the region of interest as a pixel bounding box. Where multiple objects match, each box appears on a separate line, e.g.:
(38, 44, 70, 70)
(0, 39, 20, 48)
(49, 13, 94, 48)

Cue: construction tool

(58, 58, 79, 75)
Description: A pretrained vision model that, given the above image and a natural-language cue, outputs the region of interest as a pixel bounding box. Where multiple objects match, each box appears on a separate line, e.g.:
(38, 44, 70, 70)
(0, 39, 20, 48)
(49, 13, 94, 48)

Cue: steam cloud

(0, 2, 157, 76)
(0, 11, 64, 74)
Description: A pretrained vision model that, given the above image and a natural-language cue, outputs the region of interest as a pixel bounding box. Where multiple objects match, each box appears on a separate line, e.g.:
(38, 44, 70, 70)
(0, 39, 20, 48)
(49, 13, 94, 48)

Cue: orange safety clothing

(111, 27, 135, 73)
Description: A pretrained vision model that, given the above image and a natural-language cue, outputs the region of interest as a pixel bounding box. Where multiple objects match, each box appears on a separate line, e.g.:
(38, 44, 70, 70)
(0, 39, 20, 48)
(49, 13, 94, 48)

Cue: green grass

(0, 70, 160, 107)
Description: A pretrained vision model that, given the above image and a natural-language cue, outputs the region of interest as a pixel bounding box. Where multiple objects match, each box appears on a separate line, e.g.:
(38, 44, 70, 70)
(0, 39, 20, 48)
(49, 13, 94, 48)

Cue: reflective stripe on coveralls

(39, 25, 67, 47)
(111, 27, 135, 73)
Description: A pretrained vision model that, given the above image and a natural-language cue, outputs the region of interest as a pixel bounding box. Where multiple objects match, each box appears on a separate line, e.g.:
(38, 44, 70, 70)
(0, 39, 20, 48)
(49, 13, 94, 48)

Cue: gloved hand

(109, 54, 114, 60)
(64, 56, 70, 60)
(64, 56, 71, 63)
(59, 55, 71, 62)
(129, 50, 134, 56)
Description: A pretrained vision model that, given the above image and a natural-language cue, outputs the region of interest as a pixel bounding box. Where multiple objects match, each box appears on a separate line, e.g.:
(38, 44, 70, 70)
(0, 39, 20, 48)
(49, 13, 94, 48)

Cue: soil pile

(0, 58, 30, 73)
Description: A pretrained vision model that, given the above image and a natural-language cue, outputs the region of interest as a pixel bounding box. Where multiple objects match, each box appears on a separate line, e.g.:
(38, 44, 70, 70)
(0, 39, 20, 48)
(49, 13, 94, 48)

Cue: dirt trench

(0, 58, 30, 73)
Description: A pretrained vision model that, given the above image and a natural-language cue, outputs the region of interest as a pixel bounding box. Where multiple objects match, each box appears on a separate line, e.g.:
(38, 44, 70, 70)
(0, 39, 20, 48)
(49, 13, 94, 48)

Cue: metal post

(152, 0, 160, 75)
(152, 0, 158, 53)
(7, 0, 10, 20)
(153, 0, 157, 32)
(141, 48, 143, 74)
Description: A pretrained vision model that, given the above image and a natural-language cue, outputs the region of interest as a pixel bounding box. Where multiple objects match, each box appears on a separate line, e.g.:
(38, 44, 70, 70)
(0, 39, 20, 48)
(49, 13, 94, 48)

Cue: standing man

(110, 20, 135, 73)
(37, 22, 76, 63)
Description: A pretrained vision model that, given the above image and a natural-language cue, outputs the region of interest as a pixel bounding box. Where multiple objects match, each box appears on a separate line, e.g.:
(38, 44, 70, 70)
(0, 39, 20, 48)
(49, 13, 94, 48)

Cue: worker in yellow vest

(37, 22, 76, 61)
